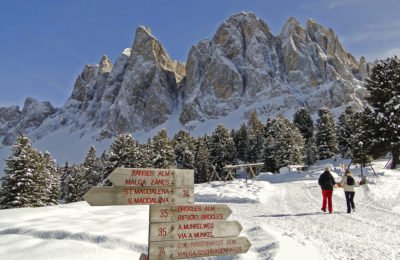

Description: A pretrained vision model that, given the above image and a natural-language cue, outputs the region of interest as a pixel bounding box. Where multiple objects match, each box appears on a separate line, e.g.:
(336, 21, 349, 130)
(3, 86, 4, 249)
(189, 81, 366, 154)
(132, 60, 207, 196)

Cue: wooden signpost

(149, 204, 232, 222)
(83, 186, 194, 206)
(148, 236, 251, 260)
(107, 168, 194, 187)
(149, 220, 243, 241)
(83, 167, 251, 260)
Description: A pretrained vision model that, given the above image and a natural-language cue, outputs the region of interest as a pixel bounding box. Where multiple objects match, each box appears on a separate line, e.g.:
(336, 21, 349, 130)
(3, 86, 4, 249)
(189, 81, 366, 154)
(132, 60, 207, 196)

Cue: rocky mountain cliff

(181, 13, 368, 126)
(0, 12, 371, 146)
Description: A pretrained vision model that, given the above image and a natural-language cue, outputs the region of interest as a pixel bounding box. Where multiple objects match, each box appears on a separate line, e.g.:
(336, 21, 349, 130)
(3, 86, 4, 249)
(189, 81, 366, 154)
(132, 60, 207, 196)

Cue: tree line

(0, 56, 399, 209)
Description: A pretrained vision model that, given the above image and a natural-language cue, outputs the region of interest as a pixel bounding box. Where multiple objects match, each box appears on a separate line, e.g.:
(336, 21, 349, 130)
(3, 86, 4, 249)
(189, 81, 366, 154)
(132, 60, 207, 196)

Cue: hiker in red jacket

(318, 167, 337, 213)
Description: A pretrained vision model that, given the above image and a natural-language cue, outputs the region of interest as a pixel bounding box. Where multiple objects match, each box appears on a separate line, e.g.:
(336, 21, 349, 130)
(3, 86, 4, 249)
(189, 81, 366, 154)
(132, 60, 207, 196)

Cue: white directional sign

(107, 168, 194, 187)
(150, 204, 232, 223)
(83, 186, 194, 206)
(149, 220, 242, 241)
(149, 236, 251, 260)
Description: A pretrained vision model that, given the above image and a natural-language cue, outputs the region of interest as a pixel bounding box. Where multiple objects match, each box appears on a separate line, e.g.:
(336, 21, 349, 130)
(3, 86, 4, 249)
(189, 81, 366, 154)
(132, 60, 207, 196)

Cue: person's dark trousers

(345, 191, 355, 213)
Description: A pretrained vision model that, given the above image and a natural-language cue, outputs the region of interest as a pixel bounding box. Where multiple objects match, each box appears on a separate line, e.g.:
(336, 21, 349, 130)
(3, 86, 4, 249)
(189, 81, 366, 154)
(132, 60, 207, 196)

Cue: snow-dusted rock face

(0, 98, 56, 145)
(181, 13, 367, 124)
(30, 26, 185, 141)
(1, 12, 370, 146)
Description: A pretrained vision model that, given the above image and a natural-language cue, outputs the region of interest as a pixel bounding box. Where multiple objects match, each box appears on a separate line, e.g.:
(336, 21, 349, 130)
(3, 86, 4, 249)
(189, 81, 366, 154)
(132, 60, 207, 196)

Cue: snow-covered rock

(0, 98, 56, 145)
(1, 12, 370, 149)
(181, 13, 367, 124)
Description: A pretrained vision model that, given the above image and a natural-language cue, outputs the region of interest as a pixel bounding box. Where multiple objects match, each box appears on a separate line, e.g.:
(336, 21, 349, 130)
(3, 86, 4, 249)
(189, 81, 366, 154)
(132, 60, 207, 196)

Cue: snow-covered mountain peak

(98, 55, 113, 74)
(0, 13, 373, 164)
(280, 17, 304, 38)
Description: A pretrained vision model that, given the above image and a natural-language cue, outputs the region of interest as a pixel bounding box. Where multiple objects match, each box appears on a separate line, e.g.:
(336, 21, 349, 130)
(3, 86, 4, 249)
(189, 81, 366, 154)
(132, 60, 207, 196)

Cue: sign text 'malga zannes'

(107, 168, 194, 187)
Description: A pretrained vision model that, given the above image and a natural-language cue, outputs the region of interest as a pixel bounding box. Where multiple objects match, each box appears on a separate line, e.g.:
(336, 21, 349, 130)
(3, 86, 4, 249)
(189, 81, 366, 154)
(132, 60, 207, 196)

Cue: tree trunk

(391, 148, 399, 169)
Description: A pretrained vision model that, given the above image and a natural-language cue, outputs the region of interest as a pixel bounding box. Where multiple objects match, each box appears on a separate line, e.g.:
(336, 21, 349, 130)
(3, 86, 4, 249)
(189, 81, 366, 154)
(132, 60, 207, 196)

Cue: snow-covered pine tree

(347, 108, 375, 166)
(95, 151, 108, 183)
(103, 133, 138, 182)
(0, 135, 46, 208)
(194, 135, 211, 183)
(60, 162, 71, 202)
(152, 129, 174, 168)
(137, 141, 152, 168)
(337, 106, 357, 158)
(208, 125, 236, 178)
(235, 123, 250, 162)
(247, 111, 265, 163)
(316, 107, 337, 160)
(293, 107, 314, 140)
(247, 128, 264, 163)
(81, 146, 102, 197)
(365, 56, 400, 168)
(41, 152, 60, 205)
(263, 116, 305, 172)
(305, 137, 318, 166)
(172, 130, 195, 169)
(64, 164, 84, 203)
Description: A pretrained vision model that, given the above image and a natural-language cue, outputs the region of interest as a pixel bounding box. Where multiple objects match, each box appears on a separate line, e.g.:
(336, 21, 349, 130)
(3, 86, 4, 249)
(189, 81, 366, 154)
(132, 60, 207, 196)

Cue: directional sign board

(108, 168, 194, 187)
(83, 186, 194, 206)
(150, 204, 232, 223)
(149, 236, 251, 260)
(149, 220, 242, 241)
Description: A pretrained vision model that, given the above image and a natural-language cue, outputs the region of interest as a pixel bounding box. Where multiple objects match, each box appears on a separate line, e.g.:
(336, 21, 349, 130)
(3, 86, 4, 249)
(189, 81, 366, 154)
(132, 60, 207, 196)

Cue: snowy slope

(1, 159, 399, 260)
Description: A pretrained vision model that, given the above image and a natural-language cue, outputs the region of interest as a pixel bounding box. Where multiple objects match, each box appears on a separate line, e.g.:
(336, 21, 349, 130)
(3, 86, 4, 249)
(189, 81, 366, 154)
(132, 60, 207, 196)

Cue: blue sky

(1, 0, 399, 108)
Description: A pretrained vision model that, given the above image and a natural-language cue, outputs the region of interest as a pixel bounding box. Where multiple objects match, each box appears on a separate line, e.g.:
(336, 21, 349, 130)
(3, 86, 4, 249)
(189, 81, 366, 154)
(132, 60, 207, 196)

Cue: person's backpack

(347, 175, 355, 185)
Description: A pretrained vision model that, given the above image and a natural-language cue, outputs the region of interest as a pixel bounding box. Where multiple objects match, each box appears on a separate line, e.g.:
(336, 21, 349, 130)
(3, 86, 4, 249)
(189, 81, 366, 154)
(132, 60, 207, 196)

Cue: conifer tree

(60, 162, 71, 202)
(347, 108, 375, 166)
(152, 129, 174, 168)
(81, 146, 101, 196)
(247, 128, 264, 163)
(263, 116, 305, 172)
(209, 125, 236, 177)
(235, 123, 250, 162)
(337, 106, 357, 158)
(316, 107, 337, 159)
(364, 56, 400, 168)
(172, 130, 195, 169)
(293, 107, 314, 140)
(248, 111, 264, 133)
(194, 136, 211, 183)
(247, 112, 265, 163)
(294, 107, 317, 165)
(0, 135, 46, 208)
(41, 152, 60, 205)
(104, 134, 138, 181)
(137, 141, 152, 168)
(305, 137, 319, 165)
(64, 164, 84, 203)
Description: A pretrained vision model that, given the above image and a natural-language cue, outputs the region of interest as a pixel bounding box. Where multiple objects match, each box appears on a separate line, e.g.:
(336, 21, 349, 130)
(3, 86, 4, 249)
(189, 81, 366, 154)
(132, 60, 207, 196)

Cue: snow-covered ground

(1, 159, 399, 260)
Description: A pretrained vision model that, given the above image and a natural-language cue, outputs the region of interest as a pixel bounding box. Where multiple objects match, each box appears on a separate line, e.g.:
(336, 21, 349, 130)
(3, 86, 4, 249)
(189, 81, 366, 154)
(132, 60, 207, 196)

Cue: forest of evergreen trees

(0, 56, 399, 209)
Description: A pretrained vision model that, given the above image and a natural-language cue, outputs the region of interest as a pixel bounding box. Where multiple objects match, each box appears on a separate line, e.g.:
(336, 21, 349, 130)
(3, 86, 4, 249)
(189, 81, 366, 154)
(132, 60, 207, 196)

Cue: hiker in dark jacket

(318, 167, 336, 213)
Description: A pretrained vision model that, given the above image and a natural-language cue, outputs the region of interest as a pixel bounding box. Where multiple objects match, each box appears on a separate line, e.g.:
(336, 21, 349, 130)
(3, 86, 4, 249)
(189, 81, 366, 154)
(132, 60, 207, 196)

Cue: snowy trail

(1, 161, 400, 260)
(231, 180, 400, 260)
